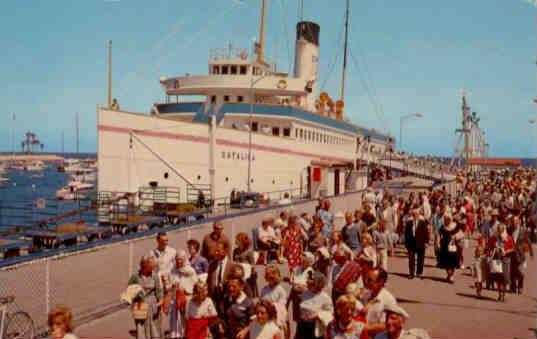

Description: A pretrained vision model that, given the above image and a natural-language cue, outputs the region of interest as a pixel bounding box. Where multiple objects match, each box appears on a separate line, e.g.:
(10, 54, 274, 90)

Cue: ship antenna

(340, 0, 350, 101)
(299, 0, 304, 21)
(257, 0, 267, 64)
(108, 40, 112, 109)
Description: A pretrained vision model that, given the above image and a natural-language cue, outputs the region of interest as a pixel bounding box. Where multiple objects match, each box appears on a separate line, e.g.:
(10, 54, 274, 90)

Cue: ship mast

(108, 40, 112, 109)
(257, 0, 268, 64)
(340, 0, 350, 101)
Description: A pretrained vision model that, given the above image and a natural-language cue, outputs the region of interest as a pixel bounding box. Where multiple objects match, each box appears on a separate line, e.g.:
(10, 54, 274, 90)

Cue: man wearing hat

(374, 303, 430, 339)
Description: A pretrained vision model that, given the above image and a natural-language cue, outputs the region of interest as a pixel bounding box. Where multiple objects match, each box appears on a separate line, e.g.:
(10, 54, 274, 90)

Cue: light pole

(529, 119, 536, 169)
(399, 112, 423, 150)
(247, 74, 268, 192)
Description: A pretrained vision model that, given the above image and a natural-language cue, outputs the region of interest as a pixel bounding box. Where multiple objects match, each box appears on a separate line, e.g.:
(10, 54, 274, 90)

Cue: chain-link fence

(0, 190, 365, 335)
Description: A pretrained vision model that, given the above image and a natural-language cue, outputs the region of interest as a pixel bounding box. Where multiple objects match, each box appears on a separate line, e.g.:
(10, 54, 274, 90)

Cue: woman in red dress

(282, 215, 305, 270)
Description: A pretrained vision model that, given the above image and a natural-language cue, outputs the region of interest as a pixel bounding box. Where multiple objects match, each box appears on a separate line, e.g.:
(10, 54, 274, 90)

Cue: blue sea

(0, 153, 97, 233)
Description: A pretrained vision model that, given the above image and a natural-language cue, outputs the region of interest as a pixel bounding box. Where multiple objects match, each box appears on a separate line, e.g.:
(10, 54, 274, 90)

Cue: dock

(0, 154, 64, 163)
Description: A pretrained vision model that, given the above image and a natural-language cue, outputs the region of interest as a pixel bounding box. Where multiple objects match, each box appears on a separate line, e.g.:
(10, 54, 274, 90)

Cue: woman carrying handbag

(487, 224, 514, 302)
(128, 256, 164, 339)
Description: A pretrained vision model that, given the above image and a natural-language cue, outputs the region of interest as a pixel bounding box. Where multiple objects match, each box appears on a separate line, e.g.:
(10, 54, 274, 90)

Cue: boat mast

(76, 112, 79, 155)
(108, 40, 112, 109)
(257, 0, 267, 64)
(340, 0, 350, 101)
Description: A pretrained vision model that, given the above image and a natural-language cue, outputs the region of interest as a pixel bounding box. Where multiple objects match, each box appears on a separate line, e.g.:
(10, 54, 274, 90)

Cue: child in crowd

(48, 305, 78, 339)
(260, 265, 288, 332)
(185, 282, 218, 339)
(372, 218, 391, 271)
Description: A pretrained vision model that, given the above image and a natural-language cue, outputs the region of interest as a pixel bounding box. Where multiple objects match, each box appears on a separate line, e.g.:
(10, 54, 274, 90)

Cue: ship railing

(210, 187, 309, 215)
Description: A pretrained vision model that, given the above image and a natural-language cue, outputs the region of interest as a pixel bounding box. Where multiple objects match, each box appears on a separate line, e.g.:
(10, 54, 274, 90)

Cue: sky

(1, 0, 537, 157)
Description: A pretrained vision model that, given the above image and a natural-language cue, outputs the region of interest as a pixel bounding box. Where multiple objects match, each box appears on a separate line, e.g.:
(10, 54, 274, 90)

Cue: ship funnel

(294, 21, 320, 111)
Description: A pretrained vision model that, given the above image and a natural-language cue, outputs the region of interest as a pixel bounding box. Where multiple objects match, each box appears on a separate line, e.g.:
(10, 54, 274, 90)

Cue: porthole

(272, 180, 275, 184)
(225, 177, 229, 182)
(197, 175, 201, 180)
(164, 172, 169, 179)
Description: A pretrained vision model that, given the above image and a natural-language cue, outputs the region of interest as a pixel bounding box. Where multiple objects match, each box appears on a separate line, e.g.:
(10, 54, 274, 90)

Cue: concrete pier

(0, 154, 64, 163)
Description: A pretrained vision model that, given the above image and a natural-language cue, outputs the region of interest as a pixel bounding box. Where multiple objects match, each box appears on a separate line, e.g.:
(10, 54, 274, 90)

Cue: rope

(130, 131, 196, 188)
(319, 13, 346, 93)
(348, 47, 388, 134)
(348, 23, 388, 133)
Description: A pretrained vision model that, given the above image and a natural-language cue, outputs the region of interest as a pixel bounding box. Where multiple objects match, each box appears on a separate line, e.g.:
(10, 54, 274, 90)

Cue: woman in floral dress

(282, 215, 305, 270)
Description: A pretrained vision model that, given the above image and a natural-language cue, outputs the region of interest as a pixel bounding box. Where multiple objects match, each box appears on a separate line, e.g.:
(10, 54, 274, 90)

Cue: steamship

(97, 0, 393, 203)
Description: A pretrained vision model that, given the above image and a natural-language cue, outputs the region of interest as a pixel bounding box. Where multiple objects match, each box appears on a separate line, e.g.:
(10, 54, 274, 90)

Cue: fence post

(45, 258, 50, 315)
(128, 242, 133, 278)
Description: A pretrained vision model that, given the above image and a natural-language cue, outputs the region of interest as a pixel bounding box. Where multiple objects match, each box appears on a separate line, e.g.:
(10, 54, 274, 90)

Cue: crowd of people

(47, 167, 536, 339)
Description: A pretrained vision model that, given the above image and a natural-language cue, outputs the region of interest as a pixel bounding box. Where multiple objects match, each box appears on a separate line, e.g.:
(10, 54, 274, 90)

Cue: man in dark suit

(207, 242, 233, 313)
(405, 208, 430, 279)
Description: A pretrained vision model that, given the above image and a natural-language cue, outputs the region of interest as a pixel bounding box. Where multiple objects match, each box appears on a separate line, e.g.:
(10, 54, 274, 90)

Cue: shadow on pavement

(456, 292, 497, 302)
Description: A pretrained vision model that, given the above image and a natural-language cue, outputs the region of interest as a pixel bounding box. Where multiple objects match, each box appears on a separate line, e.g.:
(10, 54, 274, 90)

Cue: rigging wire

(319, 12, 346, 93)
(349, 47, 388, 133)
(348, 19, 388, 133)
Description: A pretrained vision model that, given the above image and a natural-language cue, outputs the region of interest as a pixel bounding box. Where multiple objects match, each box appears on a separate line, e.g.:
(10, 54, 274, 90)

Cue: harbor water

(0, 153, 97, 233)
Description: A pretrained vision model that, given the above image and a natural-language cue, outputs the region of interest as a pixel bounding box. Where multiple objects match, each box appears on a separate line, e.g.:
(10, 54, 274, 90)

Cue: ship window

(164, 172, 169, 179)
(224, 95, 230, 102)
(323, 134, 327, 143)
(272, 127, 280, 136)
(253, 67, 262, 76)
(300, 129, 303, 139)
(237, 95, 243, 102)
(307, 130, 311, 141)
(240, 65, 247, 75)
(230, 65, 237, 74)
(211, 95, 216, 104)
(212, 66, 219, 74)
(252, 121, 258, 132)
(222, 65, 229, 74)
(295, 129, 298, 138)
(283, 128, 290, 137)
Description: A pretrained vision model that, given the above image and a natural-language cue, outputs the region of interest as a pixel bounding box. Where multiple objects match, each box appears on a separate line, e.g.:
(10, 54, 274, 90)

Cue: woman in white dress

(169, 250, 198, 339)
(236, 300, 282, 339)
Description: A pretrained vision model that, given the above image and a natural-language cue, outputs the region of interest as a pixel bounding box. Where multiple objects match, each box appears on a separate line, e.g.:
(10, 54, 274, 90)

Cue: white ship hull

(97, 108, 371, 202)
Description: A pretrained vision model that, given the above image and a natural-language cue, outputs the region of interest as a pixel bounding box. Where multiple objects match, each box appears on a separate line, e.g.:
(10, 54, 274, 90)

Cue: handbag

(488, 250, 503, 274)
(131, 301, 149, 320)
(447, 240, 457, 253)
